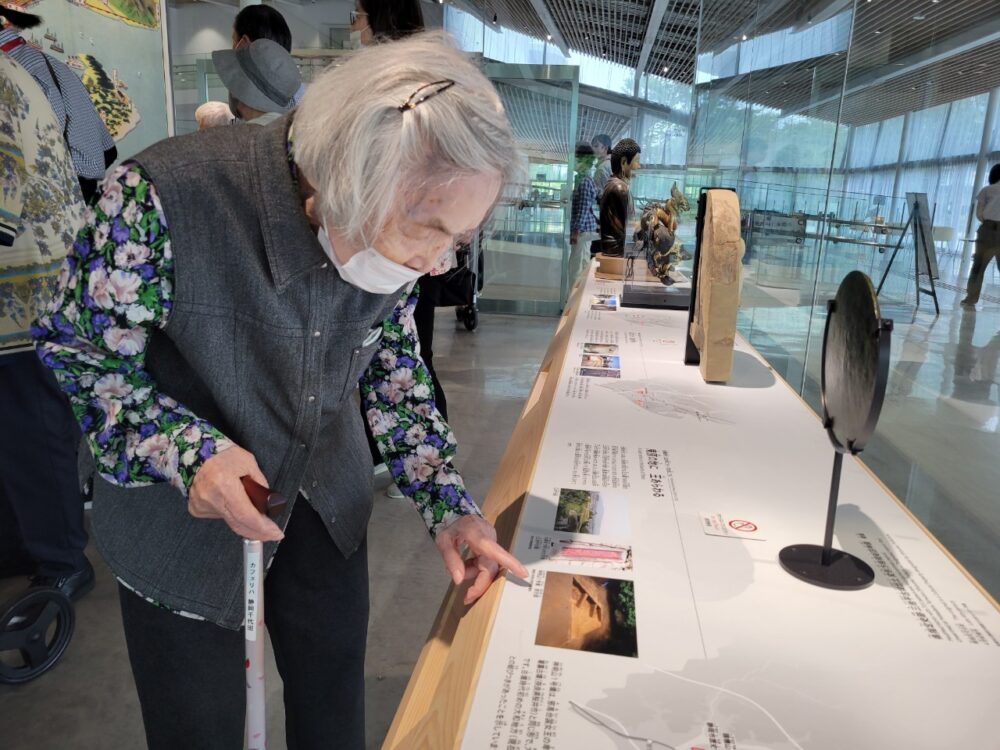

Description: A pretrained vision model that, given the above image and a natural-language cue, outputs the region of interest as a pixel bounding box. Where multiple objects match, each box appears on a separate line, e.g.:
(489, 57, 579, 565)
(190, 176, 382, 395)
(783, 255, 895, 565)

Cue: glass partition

(689, 0, 1000, 594)
(479, 63, 580, 315)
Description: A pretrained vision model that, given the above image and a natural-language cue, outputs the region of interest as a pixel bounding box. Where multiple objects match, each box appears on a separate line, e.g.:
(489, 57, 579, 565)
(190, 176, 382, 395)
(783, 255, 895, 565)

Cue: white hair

(195, 101, 234, 129)
(294, 31, 520, 247)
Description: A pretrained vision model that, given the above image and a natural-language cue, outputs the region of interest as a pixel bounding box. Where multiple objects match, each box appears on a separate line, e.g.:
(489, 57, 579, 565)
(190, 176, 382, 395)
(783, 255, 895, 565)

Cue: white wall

(270, 1, 351, 49)
(166, 3, 234, 58)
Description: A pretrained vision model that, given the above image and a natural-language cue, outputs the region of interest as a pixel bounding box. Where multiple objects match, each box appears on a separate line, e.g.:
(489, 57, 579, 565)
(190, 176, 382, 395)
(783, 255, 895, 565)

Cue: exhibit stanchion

(779, 271, 893, 590)
(240, 478, 288, 750)
(875, 195, 940, 315)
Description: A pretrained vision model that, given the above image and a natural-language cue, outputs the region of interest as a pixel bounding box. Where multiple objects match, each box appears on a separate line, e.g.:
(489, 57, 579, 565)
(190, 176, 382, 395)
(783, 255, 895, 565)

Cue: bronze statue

(598, 138, 641, 257)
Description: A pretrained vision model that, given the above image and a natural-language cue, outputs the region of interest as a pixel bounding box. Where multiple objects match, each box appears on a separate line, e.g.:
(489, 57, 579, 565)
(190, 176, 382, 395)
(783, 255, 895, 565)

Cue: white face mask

(317, 223, 423, 295)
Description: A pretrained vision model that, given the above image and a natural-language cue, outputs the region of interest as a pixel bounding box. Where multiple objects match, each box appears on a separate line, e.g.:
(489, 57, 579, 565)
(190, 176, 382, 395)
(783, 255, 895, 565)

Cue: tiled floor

(0, 310, 557, 750)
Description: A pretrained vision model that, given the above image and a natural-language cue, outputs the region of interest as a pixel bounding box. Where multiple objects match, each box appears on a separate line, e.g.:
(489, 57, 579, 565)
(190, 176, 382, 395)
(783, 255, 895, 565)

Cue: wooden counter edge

(381, 278, 589, 750)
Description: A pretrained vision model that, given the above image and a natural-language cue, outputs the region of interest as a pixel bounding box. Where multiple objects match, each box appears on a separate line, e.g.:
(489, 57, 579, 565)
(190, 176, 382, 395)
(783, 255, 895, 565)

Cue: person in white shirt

(963, 163, 1000, 306)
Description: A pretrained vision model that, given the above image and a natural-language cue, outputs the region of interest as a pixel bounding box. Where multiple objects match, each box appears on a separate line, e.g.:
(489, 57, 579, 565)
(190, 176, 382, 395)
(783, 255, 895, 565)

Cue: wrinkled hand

(435, 515, 529, 605)
(189, 445, 284, 542)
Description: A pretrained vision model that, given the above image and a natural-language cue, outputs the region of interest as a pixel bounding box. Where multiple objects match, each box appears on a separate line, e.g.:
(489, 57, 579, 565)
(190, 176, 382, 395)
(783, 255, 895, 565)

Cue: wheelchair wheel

(0, 587, 75, 685)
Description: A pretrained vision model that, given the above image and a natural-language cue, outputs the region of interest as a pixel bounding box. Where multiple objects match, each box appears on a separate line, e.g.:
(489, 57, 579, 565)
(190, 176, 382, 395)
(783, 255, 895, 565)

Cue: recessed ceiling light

(913, 14, 925, 20)
(874, 29, 882, 34)
(662, 66, 669, 72)
(546, 34, 552, 40)
(741, 34, 748, 41)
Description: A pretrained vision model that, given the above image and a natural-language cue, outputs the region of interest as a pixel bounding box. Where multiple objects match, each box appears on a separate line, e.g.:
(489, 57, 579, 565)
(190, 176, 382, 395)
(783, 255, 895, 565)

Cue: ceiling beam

(635, 0, 672, 83)
(525, 0, 570, 57)
(785, 18, 1000, 120)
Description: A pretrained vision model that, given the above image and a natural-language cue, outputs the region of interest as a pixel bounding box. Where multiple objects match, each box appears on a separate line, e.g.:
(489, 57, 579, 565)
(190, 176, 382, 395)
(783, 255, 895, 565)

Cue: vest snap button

(320, 262, 329, 269)
(330, 515, 337, 524)
(307, 395, 316, 402)
(313, 330, 321, 337)
(300, 443, 307, 450)
(311, 480, 318, 488)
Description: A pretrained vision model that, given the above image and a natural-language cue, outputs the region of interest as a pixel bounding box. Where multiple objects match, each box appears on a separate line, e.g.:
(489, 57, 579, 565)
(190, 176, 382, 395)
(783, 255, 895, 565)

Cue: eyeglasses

(349, 9, 367, 24)
(397, 80, 456, 113)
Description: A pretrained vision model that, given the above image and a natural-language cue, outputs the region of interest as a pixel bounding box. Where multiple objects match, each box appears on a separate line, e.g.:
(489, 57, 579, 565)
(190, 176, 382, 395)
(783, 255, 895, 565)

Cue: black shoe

(30, 559, 95, 602)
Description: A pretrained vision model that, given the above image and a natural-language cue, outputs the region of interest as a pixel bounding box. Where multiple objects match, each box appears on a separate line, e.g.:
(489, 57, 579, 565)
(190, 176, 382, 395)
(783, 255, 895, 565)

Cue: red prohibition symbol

(728, 519, 758, 533)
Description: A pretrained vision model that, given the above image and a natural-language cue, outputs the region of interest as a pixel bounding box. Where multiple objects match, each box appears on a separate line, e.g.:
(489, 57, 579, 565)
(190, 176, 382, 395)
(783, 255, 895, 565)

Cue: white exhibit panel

(462, 268, 1000, 750)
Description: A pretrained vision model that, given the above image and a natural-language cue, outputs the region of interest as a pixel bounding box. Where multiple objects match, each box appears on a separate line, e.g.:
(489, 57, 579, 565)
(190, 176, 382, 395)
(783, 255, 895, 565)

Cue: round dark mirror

(779, 271, 893, 590)
(821, 271, 892, 454)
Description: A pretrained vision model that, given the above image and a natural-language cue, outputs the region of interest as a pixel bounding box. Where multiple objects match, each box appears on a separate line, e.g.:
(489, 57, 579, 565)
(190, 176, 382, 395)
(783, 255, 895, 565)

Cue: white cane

(241, 477, 287, 750)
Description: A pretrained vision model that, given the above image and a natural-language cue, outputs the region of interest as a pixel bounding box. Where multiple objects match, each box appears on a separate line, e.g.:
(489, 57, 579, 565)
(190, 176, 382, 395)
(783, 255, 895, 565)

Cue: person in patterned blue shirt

(569, 142, 599, 282)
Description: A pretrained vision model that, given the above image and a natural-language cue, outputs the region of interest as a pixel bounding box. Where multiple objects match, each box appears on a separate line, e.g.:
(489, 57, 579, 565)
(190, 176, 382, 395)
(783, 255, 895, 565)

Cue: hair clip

(398, 79, 456, 112)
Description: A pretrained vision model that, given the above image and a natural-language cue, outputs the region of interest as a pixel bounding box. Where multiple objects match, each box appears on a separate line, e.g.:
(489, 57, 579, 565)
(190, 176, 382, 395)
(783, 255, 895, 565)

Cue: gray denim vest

(90, 117, 400, 629)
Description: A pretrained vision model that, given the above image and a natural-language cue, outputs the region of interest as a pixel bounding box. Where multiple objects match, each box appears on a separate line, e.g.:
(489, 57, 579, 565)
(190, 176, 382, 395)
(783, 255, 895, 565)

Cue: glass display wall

(478, 64, 580, 315)
(689, 0, 1000, 595)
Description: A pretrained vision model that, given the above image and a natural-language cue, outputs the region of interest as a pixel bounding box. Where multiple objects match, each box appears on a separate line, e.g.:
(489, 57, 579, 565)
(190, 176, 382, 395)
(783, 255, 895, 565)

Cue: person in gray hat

(212, 38, 301, 125)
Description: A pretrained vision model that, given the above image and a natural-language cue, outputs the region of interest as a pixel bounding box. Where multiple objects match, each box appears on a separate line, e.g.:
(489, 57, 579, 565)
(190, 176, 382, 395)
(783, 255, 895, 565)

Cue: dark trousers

(119, 498, 370, 750)
(363, 285, 448, 463)
(0, 351, 87, 575)
(965, 220, 1000, 303)
(78, 176, 99, 204)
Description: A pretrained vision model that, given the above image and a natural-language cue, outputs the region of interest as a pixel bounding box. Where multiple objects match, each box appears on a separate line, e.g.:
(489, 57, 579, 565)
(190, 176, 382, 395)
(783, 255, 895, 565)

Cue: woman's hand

(189, 445, 284, 542)
(435, 516, 529, 605)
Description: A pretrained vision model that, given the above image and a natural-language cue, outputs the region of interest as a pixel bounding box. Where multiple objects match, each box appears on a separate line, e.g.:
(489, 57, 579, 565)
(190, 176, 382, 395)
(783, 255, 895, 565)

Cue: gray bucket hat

(212, 39, 301, 114)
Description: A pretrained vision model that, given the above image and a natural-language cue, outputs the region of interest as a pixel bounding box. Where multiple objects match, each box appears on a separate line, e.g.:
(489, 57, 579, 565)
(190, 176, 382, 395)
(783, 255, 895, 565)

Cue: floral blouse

(34, 163, 482, 539)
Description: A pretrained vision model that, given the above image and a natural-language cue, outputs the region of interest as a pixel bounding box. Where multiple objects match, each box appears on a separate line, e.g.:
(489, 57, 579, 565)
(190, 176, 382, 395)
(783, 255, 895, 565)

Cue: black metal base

(621, 285, 691, 310)
(778, 544, 875, 591)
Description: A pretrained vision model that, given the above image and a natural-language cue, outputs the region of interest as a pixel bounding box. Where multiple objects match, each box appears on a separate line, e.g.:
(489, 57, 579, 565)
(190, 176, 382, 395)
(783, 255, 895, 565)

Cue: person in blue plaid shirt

(570, 142, 599, 282)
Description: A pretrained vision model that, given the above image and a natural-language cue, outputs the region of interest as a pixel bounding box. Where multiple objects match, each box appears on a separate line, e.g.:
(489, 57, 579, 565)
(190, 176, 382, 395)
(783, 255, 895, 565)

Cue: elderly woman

(34, 33, 527, 749)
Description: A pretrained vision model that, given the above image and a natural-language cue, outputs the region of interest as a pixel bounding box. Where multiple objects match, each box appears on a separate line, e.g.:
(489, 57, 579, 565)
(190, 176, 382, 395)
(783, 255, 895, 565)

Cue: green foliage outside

(555, 489, 596, 533)
(612, 580, 636, 629)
